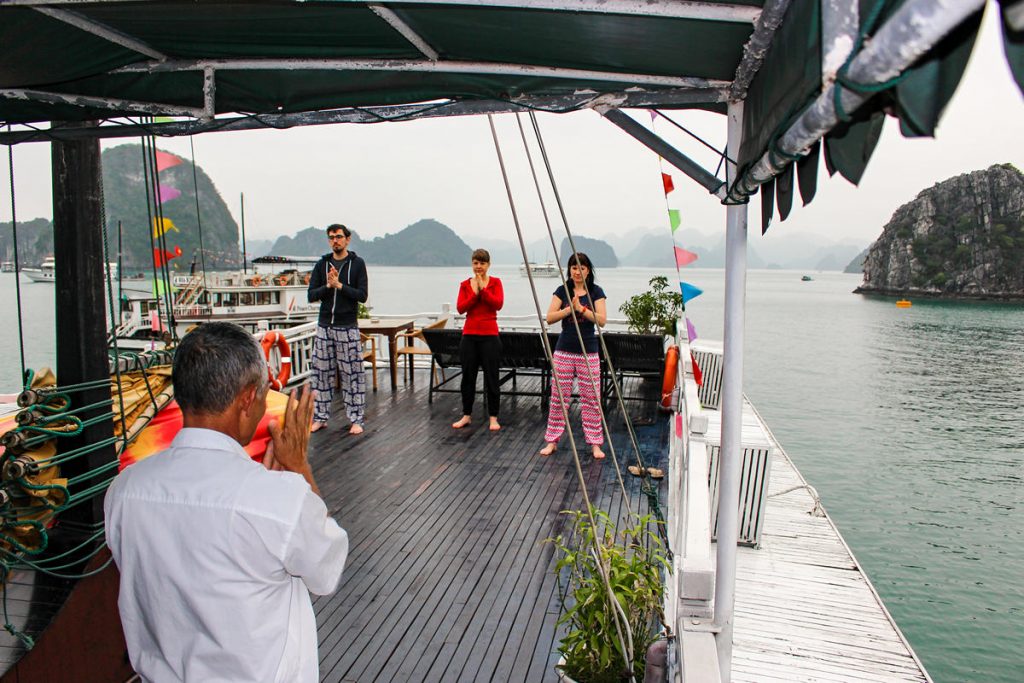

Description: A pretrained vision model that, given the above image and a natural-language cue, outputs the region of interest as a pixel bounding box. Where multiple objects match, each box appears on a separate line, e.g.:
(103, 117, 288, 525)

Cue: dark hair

(565, 251, 596, 292)
(471, 248, 490, 263)
(326, 223, 351, 238)
(173, 322, 266, 414)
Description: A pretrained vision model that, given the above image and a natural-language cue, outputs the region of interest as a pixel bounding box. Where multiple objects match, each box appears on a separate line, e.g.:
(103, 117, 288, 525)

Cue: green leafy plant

(548, 510, 669, 683)
(619, 276, 683, 336)
(357, 302, 371, 319)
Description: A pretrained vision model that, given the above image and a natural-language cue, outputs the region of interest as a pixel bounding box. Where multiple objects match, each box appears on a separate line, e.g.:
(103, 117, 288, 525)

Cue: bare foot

(592, 446, 606, 460)
(539, 442, 557, 457)
(349, 424, 364, 435)
(310, 422, 327, 433)
(488, 418, 501, 432)
(452, 415, 472, 429)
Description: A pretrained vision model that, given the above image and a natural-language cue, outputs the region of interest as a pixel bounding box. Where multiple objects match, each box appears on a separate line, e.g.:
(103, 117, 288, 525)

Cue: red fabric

(457, 277, 504, 335)
(690, 351, 703, 387)
(662, 172, 675, 195)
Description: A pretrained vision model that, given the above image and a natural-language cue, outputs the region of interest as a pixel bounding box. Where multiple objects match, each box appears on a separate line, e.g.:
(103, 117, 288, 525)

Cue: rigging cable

(486, 114, 636, 682)
(188, 136, 211, 319)
(6, 132, 27, 381)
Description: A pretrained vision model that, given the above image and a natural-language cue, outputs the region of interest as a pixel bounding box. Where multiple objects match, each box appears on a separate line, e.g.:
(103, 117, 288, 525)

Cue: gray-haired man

(105, 322, 348, 682)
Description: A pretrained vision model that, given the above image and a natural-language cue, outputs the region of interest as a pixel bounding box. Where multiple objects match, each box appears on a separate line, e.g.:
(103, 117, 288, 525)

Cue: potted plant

(619, 276, 683, 337)
(549, 509, 670, 683)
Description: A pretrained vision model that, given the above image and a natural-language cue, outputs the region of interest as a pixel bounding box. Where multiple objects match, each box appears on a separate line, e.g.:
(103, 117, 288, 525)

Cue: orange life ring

(660, 345, 679, 408)
(261, 330, 292, 390)
(251, 276, 263, 286)
(301, 273, 310, 285)
(276, 275, 289, 286)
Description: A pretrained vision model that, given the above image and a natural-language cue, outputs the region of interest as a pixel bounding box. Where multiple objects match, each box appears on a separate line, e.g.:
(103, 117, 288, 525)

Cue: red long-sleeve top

(457, 277, 504, 335)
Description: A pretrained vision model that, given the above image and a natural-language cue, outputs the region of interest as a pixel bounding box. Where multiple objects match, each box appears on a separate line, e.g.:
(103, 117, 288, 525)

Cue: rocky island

(854, 164, 1024, 300)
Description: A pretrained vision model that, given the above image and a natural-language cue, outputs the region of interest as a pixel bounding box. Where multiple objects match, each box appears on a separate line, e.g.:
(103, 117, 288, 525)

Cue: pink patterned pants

(544, 350, 604, 445)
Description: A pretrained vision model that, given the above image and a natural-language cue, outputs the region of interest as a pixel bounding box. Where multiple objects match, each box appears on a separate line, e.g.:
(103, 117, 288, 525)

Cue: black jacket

(306, 251, 368, 326)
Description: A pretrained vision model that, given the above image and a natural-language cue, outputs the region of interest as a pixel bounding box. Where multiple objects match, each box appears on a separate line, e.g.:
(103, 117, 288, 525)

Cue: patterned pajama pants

(544, 350, 603, 445)
(311, 324, 366, 425)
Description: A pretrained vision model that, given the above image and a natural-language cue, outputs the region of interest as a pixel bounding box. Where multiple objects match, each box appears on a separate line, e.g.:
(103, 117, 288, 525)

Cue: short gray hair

(173, 322, 267, 414)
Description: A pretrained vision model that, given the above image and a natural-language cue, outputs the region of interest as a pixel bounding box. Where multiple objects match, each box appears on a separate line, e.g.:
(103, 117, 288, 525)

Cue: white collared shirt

(105, 428, 348, 683)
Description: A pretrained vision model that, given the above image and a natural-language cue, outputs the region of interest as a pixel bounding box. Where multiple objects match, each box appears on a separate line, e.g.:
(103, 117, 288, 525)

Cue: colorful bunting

(648, 110, 657, 123)
(153, 116, 175, 124)
(157, 186, 181, 204)
(685, 318, 698, 343)
(662, 173, 675, 195)
(668, 209, 681, 233)
(680, 281, 703, 304)
(674, 246, 698, 267)
(152, 245, 183, 268)
(152, 217, 180, 238)
(154, 150, 183, 172)
(674, 413, 683, 438)
(149, 310, 164, 333)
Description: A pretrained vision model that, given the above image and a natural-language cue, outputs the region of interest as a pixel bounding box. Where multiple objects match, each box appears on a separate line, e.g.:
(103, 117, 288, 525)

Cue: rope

(486, 114, 636, 683)
(6, 134, 27, 381)
(188, 136, 210, 319)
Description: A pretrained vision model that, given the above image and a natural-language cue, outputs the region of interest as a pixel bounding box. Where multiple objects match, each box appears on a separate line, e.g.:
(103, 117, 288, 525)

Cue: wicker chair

(360, 333, 378, 392)
(395, 317, 449, 384)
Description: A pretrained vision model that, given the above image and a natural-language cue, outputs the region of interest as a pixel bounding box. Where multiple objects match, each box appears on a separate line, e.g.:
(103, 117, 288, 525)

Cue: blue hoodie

(306, 251, 368, 327)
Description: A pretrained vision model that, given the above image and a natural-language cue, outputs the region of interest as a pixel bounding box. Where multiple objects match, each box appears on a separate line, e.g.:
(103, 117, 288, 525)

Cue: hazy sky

(2, 5, 1021, 252)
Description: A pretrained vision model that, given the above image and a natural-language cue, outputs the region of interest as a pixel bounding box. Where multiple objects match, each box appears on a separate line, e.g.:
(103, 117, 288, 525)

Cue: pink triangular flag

(674, 246, 698, 267)
(157, 186, 181, 204)
(155, 150, 183, 172)
(648, 109, 657, 122)
(675, 413, 683, 437)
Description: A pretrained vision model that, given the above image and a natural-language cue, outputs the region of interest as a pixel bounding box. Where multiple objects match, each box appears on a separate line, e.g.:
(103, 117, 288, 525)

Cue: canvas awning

(2, 0, 1021, 229)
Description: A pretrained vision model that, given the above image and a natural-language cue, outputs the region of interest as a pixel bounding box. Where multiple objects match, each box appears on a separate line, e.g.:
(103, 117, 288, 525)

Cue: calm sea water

(1, 266, 1021, 682)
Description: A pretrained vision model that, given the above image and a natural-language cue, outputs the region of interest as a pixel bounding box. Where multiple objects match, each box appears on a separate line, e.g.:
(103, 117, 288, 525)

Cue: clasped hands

(326, 265, 342, 289)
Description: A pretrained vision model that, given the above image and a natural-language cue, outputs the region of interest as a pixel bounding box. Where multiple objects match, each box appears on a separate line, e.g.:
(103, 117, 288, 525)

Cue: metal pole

(240, 191, 247, 273)
(714, 100, 747, 682)
(601, 108, 726, 197)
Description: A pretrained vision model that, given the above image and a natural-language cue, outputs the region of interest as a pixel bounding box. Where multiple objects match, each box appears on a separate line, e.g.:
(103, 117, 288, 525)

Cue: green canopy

(1, 0, 1020, 229)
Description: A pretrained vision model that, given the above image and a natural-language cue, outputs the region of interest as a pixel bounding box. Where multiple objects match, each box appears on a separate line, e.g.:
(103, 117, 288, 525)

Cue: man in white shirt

(105, 322, 348, 683)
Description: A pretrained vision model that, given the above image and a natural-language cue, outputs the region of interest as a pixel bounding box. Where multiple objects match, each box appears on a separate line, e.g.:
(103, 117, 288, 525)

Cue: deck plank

(311, 371, 667, 683)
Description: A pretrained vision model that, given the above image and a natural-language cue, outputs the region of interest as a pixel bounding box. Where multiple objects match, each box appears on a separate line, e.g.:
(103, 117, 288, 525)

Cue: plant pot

(554, 656, 578, 683)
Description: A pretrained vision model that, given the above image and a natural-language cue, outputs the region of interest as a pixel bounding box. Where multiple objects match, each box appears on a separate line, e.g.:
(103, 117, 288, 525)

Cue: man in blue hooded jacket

(306, 223, 369, 434)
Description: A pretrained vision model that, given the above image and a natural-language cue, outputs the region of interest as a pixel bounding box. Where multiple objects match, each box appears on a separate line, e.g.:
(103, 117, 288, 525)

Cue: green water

(1, 268, 1020, 681)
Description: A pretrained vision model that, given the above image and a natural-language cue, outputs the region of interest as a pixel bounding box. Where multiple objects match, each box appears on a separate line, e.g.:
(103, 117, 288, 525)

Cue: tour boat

(0, 1, 1008, 681)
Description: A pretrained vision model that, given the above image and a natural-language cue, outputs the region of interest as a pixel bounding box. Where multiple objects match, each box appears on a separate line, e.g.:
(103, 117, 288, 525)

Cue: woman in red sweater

(453, 249, 504, 431)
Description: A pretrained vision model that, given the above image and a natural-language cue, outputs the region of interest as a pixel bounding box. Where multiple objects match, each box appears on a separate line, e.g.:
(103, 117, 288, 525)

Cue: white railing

(667, 315, 722, 683)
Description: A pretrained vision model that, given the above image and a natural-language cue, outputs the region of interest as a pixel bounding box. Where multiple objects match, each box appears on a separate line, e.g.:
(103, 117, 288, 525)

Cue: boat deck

(711, 404, 931, 683)
(309, 371, 668, 683)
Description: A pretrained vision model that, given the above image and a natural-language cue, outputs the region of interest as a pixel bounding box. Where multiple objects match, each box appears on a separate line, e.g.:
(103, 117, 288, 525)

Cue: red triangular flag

(155, 150, 183, 172)
(662, 173, 674, 195)
(690, 351, 703, 387)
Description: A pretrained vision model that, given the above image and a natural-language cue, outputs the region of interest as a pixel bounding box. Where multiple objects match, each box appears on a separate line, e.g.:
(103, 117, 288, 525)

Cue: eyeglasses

(328, 234, 348, 241)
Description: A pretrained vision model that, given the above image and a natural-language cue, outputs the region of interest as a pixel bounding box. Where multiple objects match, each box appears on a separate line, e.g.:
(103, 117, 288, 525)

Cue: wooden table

(358, 318, 415, 390)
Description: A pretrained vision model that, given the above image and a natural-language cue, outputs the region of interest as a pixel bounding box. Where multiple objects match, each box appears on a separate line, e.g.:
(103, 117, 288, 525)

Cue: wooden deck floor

(309, 372, 668, 683)
(710, 403, 932, 683)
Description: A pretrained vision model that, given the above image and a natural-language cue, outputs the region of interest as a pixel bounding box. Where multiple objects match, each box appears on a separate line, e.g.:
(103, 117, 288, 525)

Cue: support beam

(13, 0, 761, 23)
(51, 123, 116, 528)
(600, 108, 726, 198)
(728, 0, 791, 101)
(113, 57, 729, 91)
(32, 6, 168, 60)
(203, 66, 216, 120)
(730, 0, 985, 201)
(714, 100, 746, 683)
(0, 87, 727, 144)
(0, 88, 205, 118)
(369, 4, 441, 61)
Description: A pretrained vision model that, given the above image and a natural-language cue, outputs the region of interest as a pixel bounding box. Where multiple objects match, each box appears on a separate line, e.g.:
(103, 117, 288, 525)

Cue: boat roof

(251, 255, 321, 267)
(1, 1, 1021, 222)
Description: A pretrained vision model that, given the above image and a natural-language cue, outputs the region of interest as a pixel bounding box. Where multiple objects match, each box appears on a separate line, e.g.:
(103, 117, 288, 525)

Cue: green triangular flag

(668, 209, 681, 233)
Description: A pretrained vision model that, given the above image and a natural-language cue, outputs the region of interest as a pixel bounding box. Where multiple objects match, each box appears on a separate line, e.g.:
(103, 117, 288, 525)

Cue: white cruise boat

(519, 260, 560, 277)
(22, 257, 119, 283)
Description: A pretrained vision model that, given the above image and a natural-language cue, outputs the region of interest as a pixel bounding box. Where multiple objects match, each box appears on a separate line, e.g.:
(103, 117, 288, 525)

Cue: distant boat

(0, 261, 14, 273)
(519, 260, 560, 277)
(896, 299, 912, 308)
(801, 275, 813, 281)
(23, 257, 119, 283)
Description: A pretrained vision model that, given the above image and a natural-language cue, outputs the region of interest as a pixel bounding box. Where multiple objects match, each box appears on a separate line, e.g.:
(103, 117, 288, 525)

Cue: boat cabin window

(257, 291, 272, 305)
(222, 293, 238, 307)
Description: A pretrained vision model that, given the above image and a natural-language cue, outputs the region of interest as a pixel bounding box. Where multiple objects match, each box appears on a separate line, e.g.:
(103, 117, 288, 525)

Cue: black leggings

(459, 334, 501, 417)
